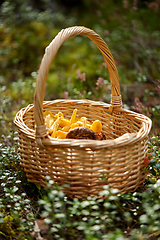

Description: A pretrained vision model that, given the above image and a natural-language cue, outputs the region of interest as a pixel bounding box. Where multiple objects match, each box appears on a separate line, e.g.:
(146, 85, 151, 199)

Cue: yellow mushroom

(80, 117, 90, 125)
(82, 117, 87, 127)
(59, 119, 71, 128)
(44, 114, 55, 129)
(71, 122, 80, 128)
(70, 109, 77, 124)
(43, 110, 50, 117)
(91, 120, 102, 134)
(75, 121, 83, 127)
(62, 126, 71, 132)
(54, 112, 64, 119)
(56, 130, 67, 139)
(50, 121, 59, 138)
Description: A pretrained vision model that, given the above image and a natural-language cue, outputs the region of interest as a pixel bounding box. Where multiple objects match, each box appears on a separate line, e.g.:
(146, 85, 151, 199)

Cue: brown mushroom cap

(66, 127, 97, 140)
(66, 127, 106, 140)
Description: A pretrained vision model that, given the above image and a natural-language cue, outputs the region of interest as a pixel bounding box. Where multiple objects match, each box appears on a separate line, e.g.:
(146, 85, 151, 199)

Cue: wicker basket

(14, 26, 152, 198)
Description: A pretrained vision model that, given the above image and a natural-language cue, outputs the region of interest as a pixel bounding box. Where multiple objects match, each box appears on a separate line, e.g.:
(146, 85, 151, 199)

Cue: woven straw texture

(14, 26, 152, 198)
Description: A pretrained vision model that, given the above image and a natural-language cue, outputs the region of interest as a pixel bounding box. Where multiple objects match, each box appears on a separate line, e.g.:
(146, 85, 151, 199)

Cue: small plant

(133, 96, 160, 134)
(139, 180, 160, 237)
(147, 136, 160, 177)
(38, 173, 160, 239)
(38, 178, 125, 240)
(0, 172, 35, 239)
(0, 132, 38, 239)
(133, 97, 151, 117)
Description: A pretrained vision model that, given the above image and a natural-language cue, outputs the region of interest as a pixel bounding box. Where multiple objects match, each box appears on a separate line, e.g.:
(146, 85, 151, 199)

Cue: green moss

(0, 215, 17, 239)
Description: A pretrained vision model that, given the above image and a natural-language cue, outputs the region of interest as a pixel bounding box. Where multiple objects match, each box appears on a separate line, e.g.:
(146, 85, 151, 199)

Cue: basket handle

(34, 26, 122, 132)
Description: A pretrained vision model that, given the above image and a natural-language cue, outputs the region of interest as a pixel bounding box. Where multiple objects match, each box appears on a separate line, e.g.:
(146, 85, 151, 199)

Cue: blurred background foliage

(0, 1, 160, 239)
(0, 0, 160, 136)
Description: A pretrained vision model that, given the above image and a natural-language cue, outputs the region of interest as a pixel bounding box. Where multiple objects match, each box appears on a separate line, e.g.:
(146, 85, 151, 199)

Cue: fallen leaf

(31, 219, 49, 240)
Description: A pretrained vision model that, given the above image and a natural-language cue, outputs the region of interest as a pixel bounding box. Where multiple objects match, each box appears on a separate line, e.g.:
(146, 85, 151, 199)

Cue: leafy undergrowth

(0, 133, 160, 240)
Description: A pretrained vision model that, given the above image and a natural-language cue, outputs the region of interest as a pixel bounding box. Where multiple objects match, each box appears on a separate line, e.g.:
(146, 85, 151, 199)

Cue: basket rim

(14, 99, 152, 150)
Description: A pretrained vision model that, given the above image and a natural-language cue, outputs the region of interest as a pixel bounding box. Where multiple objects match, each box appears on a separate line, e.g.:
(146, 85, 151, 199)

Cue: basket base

(19, 136, 147, 199)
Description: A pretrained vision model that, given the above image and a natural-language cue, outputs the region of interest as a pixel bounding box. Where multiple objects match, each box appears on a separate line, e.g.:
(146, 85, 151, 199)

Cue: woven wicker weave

(14, 26, 152, 198)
